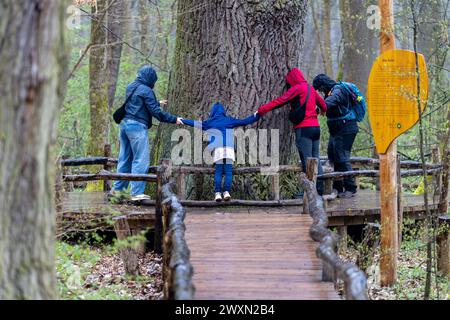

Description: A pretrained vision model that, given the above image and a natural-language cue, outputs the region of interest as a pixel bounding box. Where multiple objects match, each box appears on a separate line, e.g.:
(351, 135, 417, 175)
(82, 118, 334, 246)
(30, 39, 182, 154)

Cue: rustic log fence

(161, 181, 195, 300)
(301, 158, 369, 300)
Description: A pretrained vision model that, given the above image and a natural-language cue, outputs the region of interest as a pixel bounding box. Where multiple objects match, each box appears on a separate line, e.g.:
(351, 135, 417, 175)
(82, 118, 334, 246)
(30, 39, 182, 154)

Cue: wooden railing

(161, 180, 195, 300)
(300, 158, 369, 300)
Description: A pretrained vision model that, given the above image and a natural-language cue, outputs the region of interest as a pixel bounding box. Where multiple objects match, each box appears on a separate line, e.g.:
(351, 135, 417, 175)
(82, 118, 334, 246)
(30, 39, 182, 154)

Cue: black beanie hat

(313, 74, 337, 95)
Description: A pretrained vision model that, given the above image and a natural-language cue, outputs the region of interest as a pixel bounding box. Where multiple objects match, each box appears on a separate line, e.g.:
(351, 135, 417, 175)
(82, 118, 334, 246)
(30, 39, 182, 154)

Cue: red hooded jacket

(258, 68, 327, 129)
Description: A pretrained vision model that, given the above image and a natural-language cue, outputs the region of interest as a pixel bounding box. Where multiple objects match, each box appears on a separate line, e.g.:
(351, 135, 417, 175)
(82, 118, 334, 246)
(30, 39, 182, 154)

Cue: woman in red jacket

(257, 68, 327, 196)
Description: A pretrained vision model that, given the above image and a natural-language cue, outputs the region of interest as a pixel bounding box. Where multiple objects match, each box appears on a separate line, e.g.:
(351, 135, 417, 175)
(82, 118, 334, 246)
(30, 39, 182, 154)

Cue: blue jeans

(295, 127, 324, 195)
(215, 160, 233, 193)
(114, 119, 150, 196)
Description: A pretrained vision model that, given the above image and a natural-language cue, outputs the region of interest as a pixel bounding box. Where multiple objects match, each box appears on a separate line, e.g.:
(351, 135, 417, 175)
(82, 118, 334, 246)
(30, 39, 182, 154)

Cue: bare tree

(0, 0, 67, 299)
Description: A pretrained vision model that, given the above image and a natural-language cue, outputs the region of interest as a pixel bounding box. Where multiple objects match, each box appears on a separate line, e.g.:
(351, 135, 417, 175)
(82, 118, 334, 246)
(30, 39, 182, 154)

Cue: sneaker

(338, 191, 356, 199)
(131, 194, 151, 202)
(215, 192, 223, 202)
(223, 191, 231, 201)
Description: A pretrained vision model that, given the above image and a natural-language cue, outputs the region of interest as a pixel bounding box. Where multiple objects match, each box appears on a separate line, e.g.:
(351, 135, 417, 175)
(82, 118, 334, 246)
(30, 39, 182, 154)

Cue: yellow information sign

(368, 49, 429, 154)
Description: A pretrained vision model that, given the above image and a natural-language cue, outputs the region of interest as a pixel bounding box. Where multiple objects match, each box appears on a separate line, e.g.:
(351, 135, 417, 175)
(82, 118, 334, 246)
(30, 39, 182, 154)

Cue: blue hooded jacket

(182, 103, 260, 149)
(124, 66, 177, 128)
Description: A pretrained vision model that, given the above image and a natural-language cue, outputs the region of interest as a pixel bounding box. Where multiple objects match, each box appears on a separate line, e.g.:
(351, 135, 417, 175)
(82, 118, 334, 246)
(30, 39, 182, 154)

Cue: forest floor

(56, 242, 163, 300)
(340, 221, 450, 300)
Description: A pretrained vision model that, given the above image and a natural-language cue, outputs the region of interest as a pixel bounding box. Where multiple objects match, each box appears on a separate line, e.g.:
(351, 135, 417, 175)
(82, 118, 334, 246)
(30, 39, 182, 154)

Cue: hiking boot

(215, 192, 223, 202)
(223, 191, 231, 201)
(131, 194, 151, 202)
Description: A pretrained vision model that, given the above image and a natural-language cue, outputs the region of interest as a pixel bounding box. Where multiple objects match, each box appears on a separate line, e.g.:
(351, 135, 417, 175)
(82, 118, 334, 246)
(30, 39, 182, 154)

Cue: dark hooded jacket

(313, 74, 359, 136)
(123, 66, 177, 128)
(257, 68, 327, 128)
(182, 103, 260, 149)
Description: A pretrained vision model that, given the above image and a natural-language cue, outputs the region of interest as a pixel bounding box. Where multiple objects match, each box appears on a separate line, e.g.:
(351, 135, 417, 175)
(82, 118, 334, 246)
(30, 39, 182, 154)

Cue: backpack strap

(303, 85, 311, 109)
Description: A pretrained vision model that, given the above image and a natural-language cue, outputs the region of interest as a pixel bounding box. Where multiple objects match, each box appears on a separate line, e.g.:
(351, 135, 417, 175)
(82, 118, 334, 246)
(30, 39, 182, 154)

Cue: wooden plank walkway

(185, 209, 341, 300)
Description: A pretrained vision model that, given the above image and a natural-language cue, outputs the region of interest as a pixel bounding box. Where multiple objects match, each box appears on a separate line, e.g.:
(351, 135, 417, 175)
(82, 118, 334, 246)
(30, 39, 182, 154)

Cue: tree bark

(88, 0, 109, 155)
(106, 0, 126, 113)
(0, 0, 67, 299)
(156, 0, 308, 166)
(339, 0, 378, 93)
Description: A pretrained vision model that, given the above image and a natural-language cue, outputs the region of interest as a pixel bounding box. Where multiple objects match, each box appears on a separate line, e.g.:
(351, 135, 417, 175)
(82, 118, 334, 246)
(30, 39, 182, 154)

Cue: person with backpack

(111, 65, 183, 202)
(256, 68, 327, 196)
(312, 74, 367, 198)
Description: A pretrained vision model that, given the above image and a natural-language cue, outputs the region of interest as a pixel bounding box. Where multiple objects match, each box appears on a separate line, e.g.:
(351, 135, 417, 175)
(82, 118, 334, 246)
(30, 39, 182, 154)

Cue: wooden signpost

(368, 0, 429, 287)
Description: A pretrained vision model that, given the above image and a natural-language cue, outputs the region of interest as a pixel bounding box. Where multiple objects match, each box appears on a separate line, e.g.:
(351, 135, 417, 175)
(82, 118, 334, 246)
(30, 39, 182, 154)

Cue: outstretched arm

(257, 86, 299, 116)
(230, 114, 260, 128)
(181, 119, 205, 130)
(143, 90, 177, 123)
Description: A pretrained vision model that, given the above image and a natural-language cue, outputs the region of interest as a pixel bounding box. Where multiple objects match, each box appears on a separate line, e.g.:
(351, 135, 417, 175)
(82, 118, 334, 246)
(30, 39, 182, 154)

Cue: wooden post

(373, 146, 381, 191)
(338, 226, 348, 252)
(397, 155, 403, 248)
(55, 158, 64, 239)
(103, 144, 112, 192)
(176, 173, 186, 200)
(62, 155, 74, 192)
(379, 0, 398, 287)
(155, 159, 172, 254)
(114, 216, 139, 276)
(270, 174, 280, 201)
(439, 150, 449, 216)
(304, 158, 319, 215)
(437, 216, 450, 277)
(322, 239, 338, 284)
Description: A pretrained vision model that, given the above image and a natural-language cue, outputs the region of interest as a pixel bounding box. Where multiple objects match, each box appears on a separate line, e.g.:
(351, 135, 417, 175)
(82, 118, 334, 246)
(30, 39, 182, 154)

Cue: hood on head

(209, 103, 226, 118)
(286, 68, 307, 86)
(137, 65, 158, 88)
(313, 74, 337, 95)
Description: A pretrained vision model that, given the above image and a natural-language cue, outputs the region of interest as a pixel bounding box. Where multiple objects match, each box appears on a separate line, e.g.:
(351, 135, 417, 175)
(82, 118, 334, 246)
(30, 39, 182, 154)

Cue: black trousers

(295, 127, 324, 195)
(328, 133, 357, 193)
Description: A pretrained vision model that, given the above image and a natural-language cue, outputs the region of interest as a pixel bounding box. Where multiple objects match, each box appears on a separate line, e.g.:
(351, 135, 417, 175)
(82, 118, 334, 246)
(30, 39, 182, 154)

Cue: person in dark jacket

(182, 103, 260, 202)
(112, 66, 183, 201)
(313, 74, 359, 198)
(257, 68, 327, 196)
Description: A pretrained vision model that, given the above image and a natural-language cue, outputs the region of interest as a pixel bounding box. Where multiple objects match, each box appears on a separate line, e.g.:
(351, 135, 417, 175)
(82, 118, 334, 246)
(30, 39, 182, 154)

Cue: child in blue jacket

(182, 103, 260, 202)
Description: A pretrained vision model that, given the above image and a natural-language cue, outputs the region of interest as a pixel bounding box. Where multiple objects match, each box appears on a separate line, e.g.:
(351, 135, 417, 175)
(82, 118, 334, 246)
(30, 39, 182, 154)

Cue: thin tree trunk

(323, 0, 333, 76)
(106, 0, 126, 113)
(339, 0, 378, 93)
(139, 0, 150, 56)
(88, 0, 109, 156)
(410, 0, 433, 300)
(0, 0, 67, 299)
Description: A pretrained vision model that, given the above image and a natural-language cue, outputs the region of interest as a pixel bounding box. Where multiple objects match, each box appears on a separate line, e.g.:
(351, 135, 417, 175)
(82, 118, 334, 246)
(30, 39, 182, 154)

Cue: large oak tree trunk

(155, 0, 308, 167)
(0, 0, 67, 299)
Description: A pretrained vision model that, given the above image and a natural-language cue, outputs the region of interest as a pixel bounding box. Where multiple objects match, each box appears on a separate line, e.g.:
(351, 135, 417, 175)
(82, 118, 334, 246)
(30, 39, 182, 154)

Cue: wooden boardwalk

(185, 209, 340, 300)
(60, 190, 449, 300)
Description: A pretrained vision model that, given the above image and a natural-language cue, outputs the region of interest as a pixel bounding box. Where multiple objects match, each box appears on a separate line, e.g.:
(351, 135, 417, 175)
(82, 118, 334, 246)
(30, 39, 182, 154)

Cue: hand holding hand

(160, 100, 168, 108)
(176, 117, 184, 125)
(254, 111, 259, 117)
